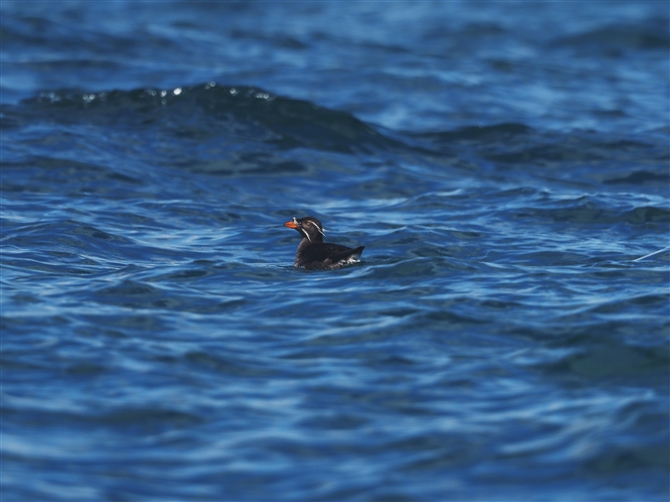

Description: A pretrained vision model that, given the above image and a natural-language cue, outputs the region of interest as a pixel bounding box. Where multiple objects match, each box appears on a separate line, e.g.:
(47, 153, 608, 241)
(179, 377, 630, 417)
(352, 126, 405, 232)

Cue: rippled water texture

(2, 2, 669, 501)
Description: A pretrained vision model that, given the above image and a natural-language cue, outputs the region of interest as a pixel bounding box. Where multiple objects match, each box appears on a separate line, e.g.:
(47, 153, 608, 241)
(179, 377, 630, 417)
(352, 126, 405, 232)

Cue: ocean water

(2, 1, 669, 501)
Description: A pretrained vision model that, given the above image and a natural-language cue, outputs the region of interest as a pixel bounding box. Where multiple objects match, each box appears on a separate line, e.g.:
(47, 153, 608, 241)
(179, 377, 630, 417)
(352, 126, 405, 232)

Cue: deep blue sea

(2, 1, 669, 501)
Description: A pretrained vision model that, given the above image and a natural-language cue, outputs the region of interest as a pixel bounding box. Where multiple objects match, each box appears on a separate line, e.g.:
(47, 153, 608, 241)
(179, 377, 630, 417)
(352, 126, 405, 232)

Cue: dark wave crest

(12, 83, 403, 155)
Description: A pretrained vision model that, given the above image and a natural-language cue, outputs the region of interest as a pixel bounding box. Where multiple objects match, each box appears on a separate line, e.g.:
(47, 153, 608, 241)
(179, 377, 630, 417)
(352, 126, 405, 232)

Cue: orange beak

(284, 221, 298, 229)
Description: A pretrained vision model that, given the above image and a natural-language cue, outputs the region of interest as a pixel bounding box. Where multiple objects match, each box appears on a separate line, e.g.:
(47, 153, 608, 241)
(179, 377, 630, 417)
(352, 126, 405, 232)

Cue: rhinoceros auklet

(284, 216, 365, 270)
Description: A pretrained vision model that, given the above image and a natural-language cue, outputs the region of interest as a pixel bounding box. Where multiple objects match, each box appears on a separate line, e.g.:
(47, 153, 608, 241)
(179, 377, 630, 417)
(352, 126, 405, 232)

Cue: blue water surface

(2, 1, 669, 501)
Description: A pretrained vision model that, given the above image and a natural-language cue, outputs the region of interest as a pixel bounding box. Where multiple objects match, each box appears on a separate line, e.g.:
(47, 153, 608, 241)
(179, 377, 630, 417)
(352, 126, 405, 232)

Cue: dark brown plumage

(284, 216, 365, 270)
